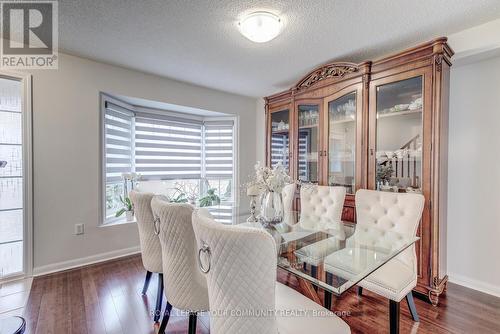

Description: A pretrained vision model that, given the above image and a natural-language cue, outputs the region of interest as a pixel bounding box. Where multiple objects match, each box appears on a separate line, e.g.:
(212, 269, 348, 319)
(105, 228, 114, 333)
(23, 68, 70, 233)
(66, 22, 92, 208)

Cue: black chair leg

(141, 271, 152, 295)
(153, 273, 164, 323)
(405, 292, 419, 322)
(158, 302, 173, 334)
(357, 286, 363, 296)
(389, 300, 400, 334)
(188, 312, 197, 334)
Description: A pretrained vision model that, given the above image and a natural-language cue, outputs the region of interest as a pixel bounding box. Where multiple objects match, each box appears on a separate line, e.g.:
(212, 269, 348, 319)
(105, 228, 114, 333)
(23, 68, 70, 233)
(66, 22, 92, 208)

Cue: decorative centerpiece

(246, 184, 261, 222)
(248, 162, 292, 226)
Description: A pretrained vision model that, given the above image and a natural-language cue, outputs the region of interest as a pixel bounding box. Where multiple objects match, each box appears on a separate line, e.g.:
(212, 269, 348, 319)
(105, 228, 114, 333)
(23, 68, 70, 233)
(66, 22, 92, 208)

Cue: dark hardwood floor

(23, 255, 500, 334)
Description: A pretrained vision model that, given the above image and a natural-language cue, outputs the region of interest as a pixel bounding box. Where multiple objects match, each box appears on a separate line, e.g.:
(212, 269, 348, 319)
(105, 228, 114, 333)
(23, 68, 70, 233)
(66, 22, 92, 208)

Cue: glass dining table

(225, 210, 419, 310)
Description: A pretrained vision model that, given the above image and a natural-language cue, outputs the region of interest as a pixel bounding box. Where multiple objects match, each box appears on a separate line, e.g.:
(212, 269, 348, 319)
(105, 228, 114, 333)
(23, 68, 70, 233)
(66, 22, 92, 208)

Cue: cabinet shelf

(298, 123, 319, 129)
(377, 108, 422, 119)
(330, 117, 356, 124)
(271, 130, 289, 135)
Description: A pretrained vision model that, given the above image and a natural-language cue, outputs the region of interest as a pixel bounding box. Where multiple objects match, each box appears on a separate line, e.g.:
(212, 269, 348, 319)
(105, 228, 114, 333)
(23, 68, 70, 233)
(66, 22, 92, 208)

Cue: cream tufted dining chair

(191, 208, 351, 334)
(151, 197, 209, 334)
(129, 190, 164, 323)
(299, 185, 346, 230)
(295, 185, 346, 304)
(326, 189, 424, 334)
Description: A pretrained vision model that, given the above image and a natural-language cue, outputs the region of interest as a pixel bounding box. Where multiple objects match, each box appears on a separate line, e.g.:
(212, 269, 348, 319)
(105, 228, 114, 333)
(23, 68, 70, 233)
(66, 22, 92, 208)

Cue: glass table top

(227, 211, 418, 296)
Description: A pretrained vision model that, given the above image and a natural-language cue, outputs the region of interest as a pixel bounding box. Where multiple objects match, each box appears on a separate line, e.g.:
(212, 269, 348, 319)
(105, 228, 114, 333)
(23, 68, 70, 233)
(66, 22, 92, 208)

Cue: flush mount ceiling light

(238, 11, 282, 43)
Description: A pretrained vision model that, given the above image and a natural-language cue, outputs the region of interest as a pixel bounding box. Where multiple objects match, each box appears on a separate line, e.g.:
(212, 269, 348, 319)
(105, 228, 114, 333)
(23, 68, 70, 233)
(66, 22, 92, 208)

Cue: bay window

(101, 95, 236, 224)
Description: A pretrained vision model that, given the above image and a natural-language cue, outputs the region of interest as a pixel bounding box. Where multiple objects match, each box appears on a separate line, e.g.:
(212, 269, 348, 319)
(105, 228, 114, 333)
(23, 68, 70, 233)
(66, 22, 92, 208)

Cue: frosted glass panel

(0, 77, 24, 277)
(0, 145, 22, 177)
(0, 210, 22, 243)
(0, 178, 23, 210)
(0, 79, 21, 111)
(0, 241, 23, 276)
(0, 112, 22, 144)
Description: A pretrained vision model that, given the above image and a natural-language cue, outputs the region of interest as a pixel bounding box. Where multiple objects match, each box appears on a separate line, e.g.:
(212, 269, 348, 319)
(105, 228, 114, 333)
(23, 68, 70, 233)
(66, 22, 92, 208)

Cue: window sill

(99, 218, 137, 227)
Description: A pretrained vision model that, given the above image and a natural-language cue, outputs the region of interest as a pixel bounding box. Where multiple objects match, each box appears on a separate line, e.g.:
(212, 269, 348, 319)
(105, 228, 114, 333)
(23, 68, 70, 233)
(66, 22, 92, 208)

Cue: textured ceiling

(59, 0, 500, 97)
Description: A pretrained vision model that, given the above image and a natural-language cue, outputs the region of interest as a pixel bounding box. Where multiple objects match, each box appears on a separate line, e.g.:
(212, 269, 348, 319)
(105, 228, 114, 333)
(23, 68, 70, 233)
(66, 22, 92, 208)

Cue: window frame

(99, 94, 137, 225)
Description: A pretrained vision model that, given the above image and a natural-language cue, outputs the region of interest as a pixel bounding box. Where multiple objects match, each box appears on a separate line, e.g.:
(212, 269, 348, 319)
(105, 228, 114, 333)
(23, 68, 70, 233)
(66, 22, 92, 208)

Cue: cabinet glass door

(375, 76, 423, 192)
(327, 92, 357, 194)
(270, 109, 290, 172)
(297, 104, 319, 183)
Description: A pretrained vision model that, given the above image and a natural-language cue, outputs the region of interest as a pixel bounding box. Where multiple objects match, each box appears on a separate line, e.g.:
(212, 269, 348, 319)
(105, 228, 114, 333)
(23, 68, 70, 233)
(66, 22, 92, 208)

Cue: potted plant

(115, 196, 134, 221)
(174, 181, 199, 204)
(199, 188, 221, 207)
(168, 188, 188, 203)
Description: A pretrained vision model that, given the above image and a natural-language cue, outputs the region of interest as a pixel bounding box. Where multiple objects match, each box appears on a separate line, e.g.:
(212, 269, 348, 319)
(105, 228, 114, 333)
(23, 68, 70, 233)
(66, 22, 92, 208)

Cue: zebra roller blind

(134, 112, 203, 180)
(203, 120, 234, 180)
(104, 102, 134, 183)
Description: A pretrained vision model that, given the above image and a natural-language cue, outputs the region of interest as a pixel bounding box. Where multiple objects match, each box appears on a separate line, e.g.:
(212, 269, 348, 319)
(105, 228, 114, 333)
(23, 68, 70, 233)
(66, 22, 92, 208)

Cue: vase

(260, 190, 284, 226)
(125, 210, 134, 222)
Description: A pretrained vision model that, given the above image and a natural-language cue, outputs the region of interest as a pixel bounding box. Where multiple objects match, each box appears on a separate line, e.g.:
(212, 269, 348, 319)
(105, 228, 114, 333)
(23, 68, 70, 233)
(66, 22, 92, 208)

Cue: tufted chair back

(354, 189, 424, 268)
(151, 197, 209, 312)
(299, 185, 346, 230)
(192, 209, 278, 334)
(129, 190, 162, 273)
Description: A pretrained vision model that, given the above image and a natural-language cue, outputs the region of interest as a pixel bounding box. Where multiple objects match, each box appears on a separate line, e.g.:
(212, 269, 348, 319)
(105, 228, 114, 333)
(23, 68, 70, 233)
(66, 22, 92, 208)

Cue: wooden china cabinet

(264, 38, 453, 305)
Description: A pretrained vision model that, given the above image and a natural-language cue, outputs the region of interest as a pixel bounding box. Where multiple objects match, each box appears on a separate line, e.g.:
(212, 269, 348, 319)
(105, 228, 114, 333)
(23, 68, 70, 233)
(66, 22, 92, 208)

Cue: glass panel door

(297, 104, 319, 183)
(270, 109, 290, 172)
(0, 77, 24, 277)
(375, 76, 423, 193)
(327, 92, 357, 194)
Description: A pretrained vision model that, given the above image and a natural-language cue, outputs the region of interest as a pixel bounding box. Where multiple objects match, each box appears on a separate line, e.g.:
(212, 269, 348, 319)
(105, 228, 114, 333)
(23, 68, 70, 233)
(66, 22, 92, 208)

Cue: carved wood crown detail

(295, 63, 359, 91)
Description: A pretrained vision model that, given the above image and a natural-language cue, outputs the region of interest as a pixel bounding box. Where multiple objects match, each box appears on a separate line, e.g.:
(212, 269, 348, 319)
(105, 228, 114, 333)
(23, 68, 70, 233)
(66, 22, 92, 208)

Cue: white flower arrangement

(248, 161, 292, 193)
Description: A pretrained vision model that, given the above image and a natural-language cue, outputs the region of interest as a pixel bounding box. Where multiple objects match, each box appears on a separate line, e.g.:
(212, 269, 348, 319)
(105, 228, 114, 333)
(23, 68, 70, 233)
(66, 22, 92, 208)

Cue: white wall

(255, 98, 266, 162)
(26, 53, 256, 274)
(447, 55, 500, 297)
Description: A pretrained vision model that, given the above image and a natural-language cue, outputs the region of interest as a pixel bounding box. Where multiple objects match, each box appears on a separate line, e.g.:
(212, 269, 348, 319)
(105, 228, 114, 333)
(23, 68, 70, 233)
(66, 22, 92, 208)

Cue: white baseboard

(33, 246, 141, 277)
(448, 272, 500, 298)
